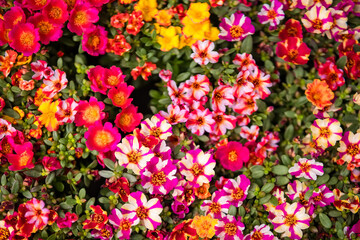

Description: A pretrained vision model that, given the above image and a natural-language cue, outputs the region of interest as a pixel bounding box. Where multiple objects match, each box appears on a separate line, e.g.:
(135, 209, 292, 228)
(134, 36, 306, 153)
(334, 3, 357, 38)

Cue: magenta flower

(82, 25, 108, 56)
(141, 157, 178, 195)
(310, 184, 335, 208)
(56, 212, 78, 229)
(243, 224, 276, 240)
(179, 149, 216, 187)
(219, 11, 255, 41)
(87, 65, 107, 94)
(108, 208, 137, 239)
(190, 40, 219, 65)
(258, 0, 285, 30)
(91, 224, 114, 240)
(121, 191, 163, 230)
(337, 131, 360, 168)
(289, 158, 324, 180)
(223, 175, 250, 207)
(85, 122, 121, 153)
(271, 202, 311, 239)
(200, 191, 230, 218)
(28, 13, 63, 45)
(215, 215, 245, 240)
(216, 142, 250, 171)
(301, 5, 333, 34)
(68, 2, 99, 35)
(140, 114, 172, 141)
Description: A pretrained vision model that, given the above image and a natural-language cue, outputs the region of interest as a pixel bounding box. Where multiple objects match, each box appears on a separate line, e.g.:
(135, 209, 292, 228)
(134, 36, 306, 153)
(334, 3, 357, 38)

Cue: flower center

(151, 171, 166, 186)
(231, 188, 244, 200)
(347, 144, 360, 156)
(127, 151, 141, 164)
(313, 192, 323, 202)
(214, 114, 223, 123)
(83, 106, 100, 122)
(94, 130, 114, 148)
(150, 127, 161, 138)
(38, 21, 53, 35)
(101, 229, 111, 238)
(0, 124, 8, 133)
(224, 222, 237, 236)
(191, 163, 204, 177)
(88, 35, 100, 50)
(113, 92, 126, 106)
(199, 51, 208, 58)
(209, 202, 221, 213)
(328, 72, 338, 82)
(20, 32, 35, 48)
(288, 49, 298, 60)
(319, 127, 330, 138)
(136, 206, 149, 220)
(119, 219, 131, 230)
(313, 19, 323, 30)
(92, 213, 104, 223)
(267, 9, 277, 19)
(192, 82, 200, 89)
(119, 113, 131, 126)
(106, 76, 120, 86)
(228, 150, 238, 162)
(287, 27, 298, 36)
(251, 230, 263, 240)
(214, 92, 222, 100)
(230, 25, 244, 38)
(299, 161, 311, 173)
(1, 140, 12, 154)
(196, 117, 204, 125)
(285, 214, 297, 226)
(74, 11, 87, 26)
(19, 151, 31, 167)
(49, 7, 62, 19)
(0, 228, 10, 240)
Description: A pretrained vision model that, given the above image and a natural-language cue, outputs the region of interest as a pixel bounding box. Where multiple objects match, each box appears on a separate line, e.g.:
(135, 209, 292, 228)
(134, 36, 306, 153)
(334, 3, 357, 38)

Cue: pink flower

(141, 157, 178, 195)
(8, 23, 40, 56)
(24, 0, 49, 10)
(190, 40, 219, 65)
(258, 0, 285, 30)
(215, 215, 245, 240)
(179, 149, 216, 187)
(104, 66, 125, 88)
(24, 198, 50, 230)
(41, 156, 62, 172)
(42, 0, 69, 25)
(82, 25, 108, 56)
(233, 92, 259, 115)
(223, 175, 250, 207)
(43, 69, 68, 98)
(56, 212, 78, 229)
(159, 104, 188, 125)
(240, 125, 260, 141)
(184, 74, 210, 101)
(289, 158, 324, 180)
(159, 69, 172, 82)
(338, 131, 360, 169)
(115, 105, 143, 133)
(186, 108, 215, 136)
(211, 85, 234, 112)
(200, 191, 230, 218)
(167, 80, 189, 105)
(0, 119, 16, 140)
(212, 112, 236, 136)
(28, 13, 63, 45)
(108, 83, 134, 108)
(108, 208, 137, 239)
(85, 122, 121, 152)
(233, 53, 257, 71)
(244, 224, 276, 240)
(88, 65, 107, 94)
(121, 191, 163, 230)
(219, 11, 255, 41)
(302, 5, 333, 34)
(91, 224, 114, 240)
(31, 60, 53, 80)
(3, 6, 26, 29)
(216, 142, 250, 171)
(140, 114, 172, 141)
(74, 96, 105, 127)
(68, 2, 99, 35)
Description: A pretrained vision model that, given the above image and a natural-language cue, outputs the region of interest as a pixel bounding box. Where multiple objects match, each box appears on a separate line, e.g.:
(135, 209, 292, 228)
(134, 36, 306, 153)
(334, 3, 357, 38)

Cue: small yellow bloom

(157, 26, 180, 51)
(191, 215, 218, 239)
(205, 27, 220, 41)
(182, 17, 211, 40)
(155, 10, 173, 27)
(179, 35, 196, 49)
(38, 100, 60, 132)
(135, 0, 158, 22)
(187, 2, 210, 24)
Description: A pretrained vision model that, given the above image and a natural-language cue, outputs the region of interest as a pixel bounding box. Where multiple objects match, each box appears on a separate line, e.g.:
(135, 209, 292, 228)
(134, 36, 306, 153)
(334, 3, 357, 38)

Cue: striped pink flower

(289, 158, 324, 180)
(215, 215, 245, 240)
(302, 5, 333, 34)
(200, 191, 230, 218)
(244, 224, 276, 240)
(140, 114, 172, 141)
(223, 175, 250, 207)
(258, 0, 285, 30)
(219, 11, 255, 41)
(311, 118, 343, 149)
(211, 85, 234, 112)
(337, 131, 360, 169)
(186, 108, 215, 136)
(190, 40, 219, 65)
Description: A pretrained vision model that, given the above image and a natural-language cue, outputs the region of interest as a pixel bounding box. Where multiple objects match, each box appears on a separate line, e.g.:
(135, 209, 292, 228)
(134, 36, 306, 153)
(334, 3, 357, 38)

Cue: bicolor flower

(179, 149, 216, 187)
(310, 184, 334, 208)
(258, 0, 285, 30)
(233, 70, 254, 98)
(121, 191, 163, 230)
(233, 53, 257, 72)
(289, 158, 324, 180)
(159, 104, 188, 125)
(186, 108, 215, 136)
(219, 11, 255, 41)
(271, 202, 311, 239)
(233, 92, 259, 115)
(318, 60, 345, 91)
(302, 5, 333, 34)
(337, 131, 360, 169)
(200, 191, 230, 218)
(24, 198, 50, 230)
(43, 69, 68, 98)
(215, 215, 245, 240)
(243, 224, 276, 240)
(115, 135, 154, 175)
(83, 205, 108, 230)
(276, 37, 311, 65)
(211, 85, 234, 112)
(212, 112, 236, 136)
(190, 40, 219, 65)
(56, 98, 78, 124)
(311, 118, 343, 149)
(74, 97, 105, 127)
(184, 74, 210, 101)
(140, 114, 172, 141)
(223, 175, 250, 207)
(0, 119, 16, 140)
(108, 208, 138, 239)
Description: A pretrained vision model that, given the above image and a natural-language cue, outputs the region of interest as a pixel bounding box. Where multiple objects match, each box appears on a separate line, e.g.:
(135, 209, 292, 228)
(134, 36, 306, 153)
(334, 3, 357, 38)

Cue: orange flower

(305, 79, 334, 109)
(191, 215, 218, 239)
(195, 183, 211, 199)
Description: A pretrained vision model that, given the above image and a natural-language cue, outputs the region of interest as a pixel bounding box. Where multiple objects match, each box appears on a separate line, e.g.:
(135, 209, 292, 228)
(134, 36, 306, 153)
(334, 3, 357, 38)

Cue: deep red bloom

(88, 65, 107, 94)
(110, 13, 129, 28)
(115, 104, 143, 132)
(41, 156, 62, 172)
(276, 37, 311, 65)
(168, 219, 197, 240)
(3, 6, 26, 29)
(216, 141, 250, 171)
(24, 0, 50, 10)
(104, 177, 130, 202)
(106, 33, 132, 56)
(42, 0, 69, 25)
(83, 205, 108, 230)
(279, 19, 303, 40)
(56, 212, 78, 229)
(126, 10, 144, 35)
(108, 83, 134, 108)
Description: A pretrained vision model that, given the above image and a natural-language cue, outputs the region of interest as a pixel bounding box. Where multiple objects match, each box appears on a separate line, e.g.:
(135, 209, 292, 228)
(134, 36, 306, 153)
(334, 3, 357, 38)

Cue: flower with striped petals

(219, 11, 255, 41)
(243, 224, 276, 240)
(184, 74, 210, 101)
(140, 114, 172, 141)
(108, 208, 138, 239)
(211, 85, 234, 112)
(200, 191, 230, 218)
(215, 215, 245, 240)
(301, 5, 333, 34)
(258, 0, 285, 30)
(223, 175, 250, 207)
(121, 191, 163, 230)
(186, 108, 215, 136)
(271, 202, 311, 240)
(190, 40, 219, 65)
(311, 118, 342, 149)
(337, 131, 360, 169)
(289, 158, 324, 180)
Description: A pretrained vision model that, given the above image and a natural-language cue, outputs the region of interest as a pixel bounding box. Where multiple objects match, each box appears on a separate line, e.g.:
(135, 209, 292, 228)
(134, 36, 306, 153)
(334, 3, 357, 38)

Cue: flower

(115, 105, 143, 133)
(337, 131, 360, 169)
(212, 112, 236, 136)
(28, 13, 63, 45)
(191, 215, 218, 239)
(156, 26, 180, 52)
(289, 158, 324, 180)
(223, 175, 250, 207)
(82, 25, 108, 56)
(311, 118, 343, 149)
(186, 108, 215, 136)
(258, 0, 285, 30)
(3, 6, 26, 29)
(24, 0, 49, 10)
(0, 119, 16, 140)
(233, 92, 259, 115)
(41, 156, 62, 172)
(141, 157, 178, 195)
(134, 0, 158, 22)
(0, 50, 17, 77)
(38, 100, 60, 132)
(186, 2, 210, 24)
(190, 40, 219, 65)
(104, 66, 125, 88)
(233, 53, 257, 72)
(8, 23, 40, 56)
(56, 98, 78, 124)
(85, 122, 121, 152)
(305, 79, 334, 109)
(67, 3, 99, 35)
(131, 62, 157, 81)
(302, 5, 333, 34)
(248, 67, 272, 100)
(126, 10, 144, 35)
(276, 37, 311, 65)
(271, 202, 311, 239)
(108, 83, 134, 108)
(140, 114, 172, 141)
(74, 97, 105, 127)
(279, 19, 303, 40)
(6, 141, 34, 171)
(155, 10, 173, 26)
(56, 212, 78, 229)
(179, 149, 216, 187)
(216, 142, 250, 171)
(108, 208, 137, 239)
(200, 191, 230, 218)
(121, 191, 163, 230)
(184, 74, 210, 100)
(91, 224, 114, 240)
(318, 59, 345, 91)
(115, 135, 154, 175)
(240, 125, 260, 141)
(168, 220, 197, 240)
(310, 184, 334, 208)
(43, 0, 69, 25)
(104, 177, 130, 202)
(215, 215, 245, 240)
(83, 205, 108, 230)
(243, 224, 276, 240)
(219, 11, 255, 41)
(159, 104, 188, 125)
(23, 198, 50, 230)
(43, 69, 68, 98)
(211, 85, 234, 112)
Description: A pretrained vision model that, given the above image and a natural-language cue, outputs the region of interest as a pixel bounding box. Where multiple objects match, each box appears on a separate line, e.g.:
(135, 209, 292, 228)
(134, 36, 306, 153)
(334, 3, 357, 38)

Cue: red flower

(84, 122, 121, 152)
(279, 19, 303, 40)
(74, 96, 105, 127)
(168, 219, 197, 240)
(104, 177, 130, 202)
(24, 0, 50, 10)
(318, 59, 345, 90)
(83, 205, 108, 230)
(28, 13, 63, 45)
(3, 6, 26, 29)
(131, 62, 157, 81)
(108, 83, 134, 108)
(276, 37, 311, 65)
(216, 141, 250, 171)
(110, 13, 129, 28)
(82, 25, 108, 56)
(6, 142, 34, 171)
(8, 23, 41, 56)
(41, 156, 62, 172)
(88, 65, 107, 94)
(57, 212, 78, 229)
(115, 104, 143, 132)
(42, 0, 69, 25)
(104, 66, 125, 88)
(126, 10, 144, 35)
(106, 33, 132, 56)
(67, 2, 99, 35)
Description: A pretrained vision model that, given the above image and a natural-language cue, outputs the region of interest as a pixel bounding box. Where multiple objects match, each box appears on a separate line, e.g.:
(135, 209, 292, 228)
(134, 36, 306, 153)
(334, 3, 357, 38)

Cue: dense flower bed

(0, 0, 360, 239)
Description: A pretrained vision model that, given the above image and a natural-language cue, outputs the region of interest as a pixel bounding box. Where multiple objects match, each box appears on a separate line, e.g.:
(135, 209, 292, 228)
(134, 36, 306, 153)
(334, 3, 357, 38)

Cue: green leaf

(6, 91, 14, 102)
(284, 125, 294, 141)
(99, 170, 115, 178)
(272, 165, 289, 175)
(259, 194, 272, 205)
(86, 197, 95, 209)
(24, 169, 42, 178)
(79, 188, 86, 199)
(261, 183, 275, 193)
(45, 172, 55, 185)
(11, 180, 19, 193)
(54, 182, 64, 192)
(59, 202, 73, 210)
(276, 176, 289, 185)
(316, 174, 329, 185)
(284, 111, 296, 118)
(22, 190, 33, 199)
(251, 165, 265, 178)
(336, 56, 347, 69)
(1, 174, 6, 186)
(319, 213, 332, 228)
(280, 155, 292, 165)
(328, 210, 342, 217)
(241, 36, 253, 54)
(103, 158, 115, 171)
(264, 60, 274, 72)
(3, 108, 20, 119)
(228, 205, 237, 216)
(176, 72, 191, 82)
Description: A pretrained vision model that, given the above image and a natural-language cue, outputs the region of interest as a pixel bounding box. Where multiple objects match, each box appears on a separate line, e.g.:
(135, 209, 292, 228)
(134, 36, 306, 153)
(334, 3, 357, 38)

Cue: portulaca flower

(258, 0, 285, 30)
(311, 118, 343, 149)
(244, 224, 277, 240)
(190, 40, 219, 65)
(289, 158, 324, 180)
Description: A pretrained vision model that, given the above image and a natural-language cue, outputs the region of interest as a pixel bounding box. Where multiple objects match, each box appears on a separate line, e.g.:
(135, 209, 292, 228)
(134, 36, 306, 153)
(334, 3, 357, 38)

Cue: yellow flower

(187, 2, 210, 24)
(38, 100, 60, 132)
(157, 26, 180, 51)
(182, 17, 211, 40)
(134, 0, 158, 22)
(155, 10, 173, 27)
(205, 27, 220, 41)
(15, 54, 32, 67)
(191, 215, 218, 239)
(179, 35, 196, 49)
